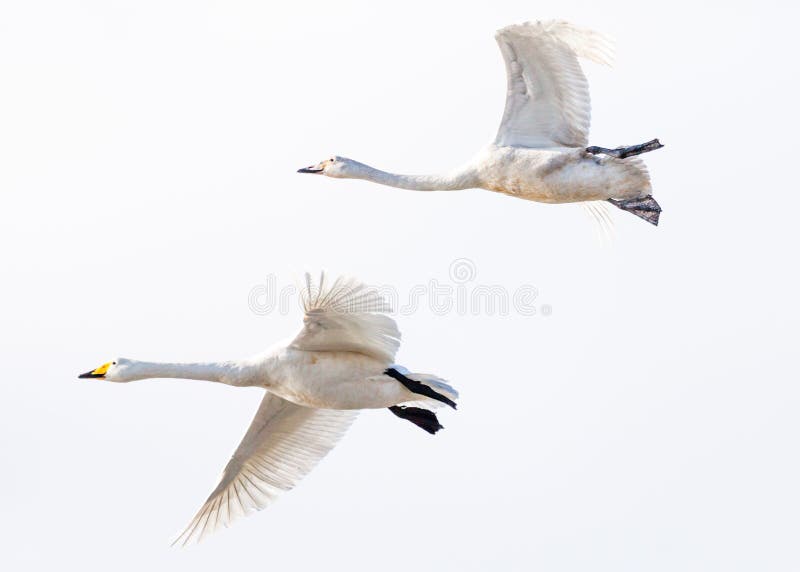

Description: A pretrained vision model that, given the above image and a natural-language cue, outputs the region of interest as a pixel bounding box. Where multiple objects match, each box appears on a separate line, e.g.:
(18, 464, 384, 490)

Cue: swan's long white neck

(347, 161, 478, 191)
(115, 359, 258, 387)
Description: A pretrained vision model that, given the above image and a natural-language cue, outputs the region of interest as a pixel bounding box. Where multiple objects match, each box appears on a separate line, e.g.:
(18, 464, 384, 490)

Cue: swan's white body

(252, 347, 415, 409)
(300, 20, 657, 208)
(79, 274, 457, 545)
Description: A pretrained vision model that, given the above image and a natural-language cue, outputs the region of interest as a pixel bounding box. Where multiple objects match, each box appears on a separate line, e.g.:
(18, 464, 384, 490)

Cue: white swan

(299, 20, 664, 225)
(78, 274, 457, 545)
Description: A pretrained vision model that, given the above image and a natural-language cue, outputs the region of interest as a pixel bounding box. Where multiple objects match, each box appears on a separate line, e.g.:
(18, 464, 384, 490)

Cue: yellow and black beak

(78, 362, 112, 379)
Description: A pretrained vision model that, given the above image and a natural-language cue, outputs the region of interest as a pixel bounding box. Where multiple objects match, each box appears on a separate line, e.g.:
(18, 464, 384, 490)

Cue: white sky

(2, 0, 798, 570)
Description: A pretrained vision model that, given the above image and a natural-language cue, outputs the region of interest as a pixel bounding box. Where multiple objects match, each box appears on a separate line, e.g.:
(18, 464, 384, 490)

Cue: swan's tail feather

(388, 406, 443, 434)
(386, 366, 458, 410)
(582, 201, 616, 243)
(608, 195, 662, 226)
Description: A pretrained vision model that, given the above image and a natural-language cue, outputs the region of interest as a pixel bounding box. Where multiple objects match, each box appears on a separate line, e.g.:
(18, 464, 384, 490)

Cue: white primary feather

(173, 392, 357, 546)
(290, 272, 401, 364)
(494, 20, 614, 149)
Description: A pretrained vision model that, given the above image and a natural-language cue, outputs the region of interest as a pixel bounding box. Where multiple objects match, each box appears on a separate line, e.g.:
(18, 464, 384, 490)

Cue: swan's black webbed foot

(389, 405, 443, 434)
(608, 195, 662, 226)
(586, 138, 664, 159)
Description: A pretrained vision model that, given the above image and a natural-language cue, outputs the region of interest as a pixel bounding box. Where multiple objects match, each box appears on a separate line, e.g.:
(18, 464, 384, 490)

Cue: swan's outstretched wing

(289, 272, 400, 363)
(494, 20, 613, 149)
(173, 392, 357, 546)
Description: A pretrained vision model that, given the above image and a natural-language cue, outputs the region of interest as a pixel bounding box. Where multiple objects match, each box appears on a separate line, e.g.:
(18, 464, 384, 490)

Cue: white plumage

(173, 397, 357, 546)
(290, 273, 400, 363)
(299, 20, 664, 225)
(77, 273, 457, 545)
(495, 21, 612, 149)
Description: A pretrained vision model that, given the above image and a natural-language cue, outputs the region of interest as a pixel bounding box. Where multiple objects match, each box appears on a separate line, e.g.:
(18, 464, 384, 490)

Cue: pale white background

(1, 0, 798, 570)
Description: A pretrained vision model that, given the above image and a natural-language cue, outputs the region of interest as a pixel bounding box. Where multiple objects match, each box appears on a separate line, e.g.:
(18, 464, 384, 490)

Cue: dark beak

(78, 370, 105, 379)
(297, 166, 323, 174)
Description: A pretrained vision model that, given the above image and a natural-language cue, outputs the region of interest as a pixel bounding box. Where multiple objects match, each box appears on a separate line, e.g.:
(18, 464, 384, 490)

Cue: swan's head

(297, 156, 363, 179)
(78, 358, 133, 382)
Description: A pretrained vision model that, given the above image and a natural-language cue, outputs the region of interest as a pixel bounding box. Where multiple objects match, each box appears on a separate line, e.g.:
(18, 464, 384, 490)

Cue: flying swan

(78, 274, 458, 545)
(299, 20, 664, 225)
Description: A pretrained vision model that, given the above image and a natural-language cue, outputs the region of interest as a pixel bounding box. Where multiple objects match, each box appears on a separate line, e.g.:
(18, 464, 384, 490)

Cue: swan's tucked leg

(607, 195, 662, 226)
(384, 367, 457, 409)
(388, 405, 443, 434)
(586, 138, 664, 159)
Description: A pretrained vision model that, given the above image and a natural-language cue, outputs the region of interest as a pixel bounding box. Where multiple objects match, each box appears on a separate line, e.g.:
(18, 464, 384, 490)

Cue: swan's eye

(330, 158, 335, 163)
(112, 361, 116, 365)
